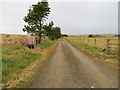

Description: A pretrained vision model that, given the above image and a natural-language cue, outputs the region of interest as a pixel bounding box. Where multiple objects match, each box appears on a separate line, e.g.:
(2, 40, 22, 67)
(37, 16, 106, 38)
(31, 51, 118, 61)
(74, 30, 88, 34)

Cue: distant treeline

(69, 34, 120, 38)
(88, 34, 120, 38)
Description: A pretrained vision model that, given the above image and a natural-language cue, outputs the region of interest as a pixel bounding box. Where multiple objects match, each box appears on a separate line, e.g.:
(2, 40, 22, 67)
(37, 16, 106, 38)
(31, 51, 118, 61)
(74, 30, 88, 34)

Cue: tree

(43, 21, 54, 39)
(43, 22, 61, 40)
(23, 1, 50, 43)
(61, 34, 68, 37)
(88, 34, 93, 37)
(51, 27, 61, 40)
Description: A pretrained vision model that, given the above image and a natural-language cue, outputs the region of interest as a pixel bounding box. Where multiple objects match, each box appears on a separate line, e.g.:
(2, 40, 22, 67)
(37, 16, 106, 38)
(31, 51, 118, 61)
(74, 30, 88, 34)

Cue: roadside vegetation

(2, 0, 61, 86)
(65, 39, 103, 57)
(65, 35, 118, 70)
(2, 34, 58, 85)
(39, 39, 58, 49)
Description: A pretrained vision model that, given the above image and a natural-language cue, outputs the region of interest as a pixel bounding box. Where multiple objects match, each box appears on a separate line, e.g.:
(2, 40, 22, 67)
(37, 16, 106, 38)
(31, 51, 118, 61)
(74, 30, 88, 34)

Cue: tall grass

(2, 34, 57, 83)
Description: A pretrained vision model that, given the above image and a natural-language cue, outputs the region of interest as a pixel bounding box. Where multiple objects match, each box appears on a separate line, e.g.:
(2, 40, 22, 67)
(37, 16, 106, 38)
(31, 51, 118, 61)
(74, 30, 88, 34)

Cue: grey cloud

(1, 1, 118, 35)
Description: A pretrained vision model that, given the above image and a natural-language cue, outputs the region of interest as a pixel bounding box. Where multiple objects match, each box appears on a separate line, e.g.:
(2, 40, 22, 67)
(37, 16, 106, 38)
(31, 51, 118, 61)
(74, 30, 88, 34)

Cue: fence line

(67, 37, 118, 54)
(105, 39, 118, 54)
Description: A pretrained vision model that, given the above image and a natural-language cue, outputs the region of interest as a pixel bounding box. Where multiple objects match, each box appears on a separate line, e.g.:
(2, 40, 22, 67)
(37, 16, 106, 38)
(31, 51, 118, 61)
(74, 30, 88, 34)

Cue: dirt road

(29, 39, 118, 88)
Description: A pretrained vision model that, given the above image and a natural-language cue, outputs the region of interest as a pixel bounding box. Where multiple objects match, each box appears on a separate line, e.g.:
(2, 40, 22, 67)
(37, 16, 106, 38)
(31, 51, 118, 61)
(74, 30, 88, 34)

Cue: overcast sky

(0, 0, 119, 35)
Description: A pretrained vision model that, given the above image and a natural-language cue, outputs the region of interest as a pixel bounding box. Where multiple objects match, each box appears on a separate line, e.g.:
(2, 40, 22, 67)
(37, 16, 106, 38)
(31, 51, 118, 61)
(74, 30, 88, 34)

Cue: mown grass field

(2, 34, 57, 84)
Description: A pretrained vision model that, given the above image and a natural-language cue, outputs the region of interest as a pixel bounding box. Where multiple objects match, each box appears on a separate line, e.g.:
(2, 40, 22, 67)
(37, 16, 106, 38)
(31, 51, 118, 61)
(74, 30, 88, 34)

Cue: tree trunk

(38, 34, 41, 44)
(48, 35, 51, 39)
(38, 20, 42, 44)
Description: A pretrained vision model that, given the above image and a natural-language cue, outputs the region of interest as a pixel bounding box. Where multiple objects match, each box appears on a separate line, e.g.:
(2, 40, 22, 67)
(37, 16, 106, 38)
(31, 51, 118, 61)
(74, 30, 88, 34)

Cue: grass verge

(65, 38, 118, 70)
(2, 39, 58, 85)
(39, 39, 58, 49)
(65, 38, 103, 56)
(2, 48, 40, 83)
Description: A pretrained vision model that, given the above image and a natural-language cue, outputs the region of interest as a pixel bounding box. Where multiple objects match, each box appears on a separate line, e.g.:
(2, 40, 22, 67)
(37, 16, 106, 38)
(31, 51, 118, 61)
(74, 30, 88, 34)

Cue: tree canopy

(51, 27, 61, 40)
(43, 21, 54, 39)
(23, 1, 50, 43)
(43, 21, 61, 40)
(23, 1, 61, 43)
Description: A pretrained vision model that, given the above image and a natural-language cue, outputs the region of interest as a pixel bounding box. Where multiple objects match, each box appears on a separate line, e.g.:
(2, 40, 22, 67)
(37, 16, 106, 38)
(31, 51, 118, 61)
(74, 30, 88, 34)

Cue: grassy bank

(39, 39, 58, 49)
(2, 48, 40, 83)
(65, 38, 103, 56)
(2, 35, 57, 84)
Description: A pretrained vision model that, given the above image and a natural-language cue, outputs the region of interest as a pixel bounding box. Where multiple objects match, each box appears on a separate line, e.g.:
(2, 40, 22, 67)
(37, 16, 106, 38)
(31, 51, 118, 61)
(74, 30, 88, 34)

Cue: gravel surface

(29, 39, 118, 88)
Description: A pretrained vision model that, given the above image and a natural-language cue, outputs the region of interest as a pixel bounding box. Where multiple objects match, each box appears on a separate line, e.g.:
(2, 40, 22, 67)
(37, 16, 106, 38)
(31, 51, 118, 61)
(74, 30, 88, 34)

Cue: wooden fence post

(78, 38, 80, 43)
(87, 39, 89, 45)
(81, 38, 82, 44)
(106, 39, 110, 54)
(94, 39, 96, 47)
(83, 38, 84, 44)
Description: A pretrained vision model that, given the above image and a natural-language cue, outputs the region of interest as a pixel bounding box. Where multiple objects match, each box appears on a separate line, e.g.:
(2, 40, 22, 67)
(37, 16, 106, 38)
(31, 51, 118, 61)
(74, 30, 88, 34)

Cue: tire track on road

(29, 39, 118, 88)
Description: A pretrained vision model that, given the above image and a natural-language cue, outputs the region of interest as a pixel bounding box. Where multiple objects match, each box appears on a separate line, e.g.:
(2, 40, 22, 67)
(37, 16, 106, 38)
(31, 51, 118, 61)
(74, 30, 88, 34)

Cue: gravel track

(29, 39, 118, 88)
